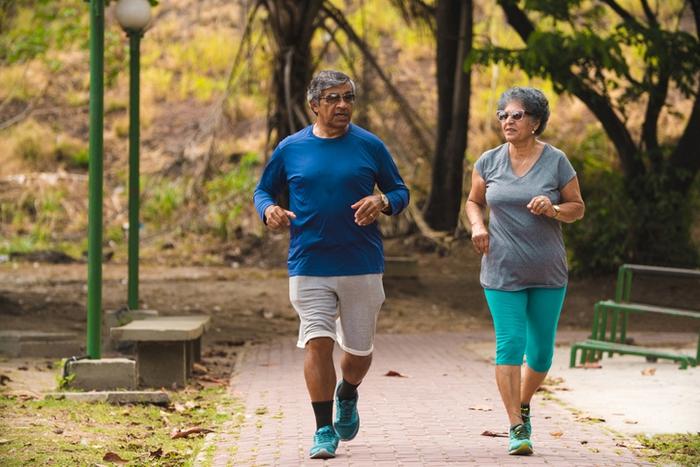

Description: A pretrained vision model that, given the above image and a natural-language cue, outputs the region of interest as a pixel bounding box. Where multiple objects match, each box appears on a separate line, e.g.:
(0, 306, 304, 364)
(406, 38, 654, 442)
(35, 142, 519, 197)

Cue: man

(253, 70, 409, 459)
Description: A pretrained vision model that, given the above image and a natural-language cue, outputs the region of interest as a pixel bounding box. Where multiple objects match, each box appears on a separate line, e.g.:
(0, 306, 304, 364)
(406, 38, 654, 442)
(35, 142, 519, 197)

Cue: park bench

(110, 315, 211, 388)
(570, 264, 700, 369)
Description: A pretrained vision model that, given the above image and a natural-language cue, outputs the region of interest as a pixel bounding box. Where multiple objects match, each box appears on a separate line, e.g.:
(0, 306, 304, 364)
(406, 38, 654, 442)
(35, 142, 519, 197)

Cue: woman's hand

(527, 195, 555, 217)
(471, 223, 490, 255)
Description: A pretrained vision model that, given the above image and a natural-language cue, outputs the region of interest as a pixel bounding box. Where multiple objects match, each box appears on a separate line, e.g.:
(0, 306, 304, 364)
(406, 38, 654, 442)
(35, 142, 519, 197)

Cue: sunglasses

(496, 110, 531, 121)
(319, 93, 356, 105)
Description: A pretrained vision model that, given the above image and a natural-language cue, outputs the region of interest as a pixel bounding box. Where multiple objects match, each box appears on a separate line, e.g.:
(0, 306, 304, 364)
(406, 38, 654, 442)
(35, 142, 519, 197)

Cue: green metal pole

(127, 31, 141, 311)
(87, 0, 105, 359)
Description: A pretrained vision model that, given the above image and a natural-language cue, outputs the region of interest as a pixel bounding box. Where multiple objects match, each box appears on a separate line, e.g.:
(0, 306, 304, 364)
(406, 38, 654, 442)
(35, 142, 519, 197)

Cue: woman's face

(498, 100, 539, 144)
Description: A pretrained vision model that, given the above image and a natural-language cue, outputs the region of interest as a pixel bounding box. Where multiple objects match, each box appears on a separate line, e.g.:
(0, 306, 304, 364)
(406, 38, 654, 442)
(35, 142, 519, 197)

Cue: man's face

(310, 83, 355, 130)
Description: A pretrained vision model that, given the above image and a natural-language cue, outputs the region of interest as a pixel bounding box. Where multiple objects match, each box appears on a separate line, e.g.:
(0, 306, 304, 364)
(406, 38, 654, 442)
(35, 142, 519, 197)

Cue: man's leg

(305, 337, 336, 427)
(334, 274, 384, 441)
(289, 276, 341, 458)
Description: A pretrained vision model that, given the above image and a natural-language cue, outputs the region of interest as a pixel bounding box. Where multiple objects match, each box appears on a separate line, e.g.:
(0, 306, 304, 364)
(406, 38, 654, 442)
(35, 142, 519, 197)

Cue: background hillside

(1, 0, 698, 272)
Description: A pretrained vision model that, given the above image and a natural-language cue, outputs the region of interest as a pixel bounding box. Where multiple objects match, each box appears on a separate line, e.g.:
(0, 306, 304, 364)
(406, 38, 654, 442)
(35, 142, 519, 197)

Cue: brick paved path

(199, 333, 649, 466)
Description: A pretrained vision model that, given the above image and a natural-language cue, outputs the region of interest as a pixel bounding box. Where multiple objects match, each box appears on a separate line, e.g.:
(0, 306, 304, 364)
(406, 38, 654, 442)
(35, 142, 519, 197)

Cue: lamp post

(86, 0, 105, 359)
(115, 0, 151, 311)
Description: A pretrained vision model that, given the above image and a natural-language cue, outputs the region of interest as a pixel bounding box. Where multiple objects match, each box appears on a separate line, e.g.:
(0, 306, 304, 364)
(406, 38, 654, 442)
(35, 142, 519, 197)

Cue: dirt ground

(2, 237, 698, 350)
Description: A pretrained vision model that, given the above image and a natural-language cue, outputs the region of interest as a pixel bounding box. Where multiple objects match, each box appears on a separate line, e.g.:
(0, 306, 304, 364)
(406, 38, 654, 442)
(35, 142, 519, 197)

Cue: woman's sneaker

(309, 425, 339, 459)
(521, 404, 531, 437)
(508, 423, 533, 455)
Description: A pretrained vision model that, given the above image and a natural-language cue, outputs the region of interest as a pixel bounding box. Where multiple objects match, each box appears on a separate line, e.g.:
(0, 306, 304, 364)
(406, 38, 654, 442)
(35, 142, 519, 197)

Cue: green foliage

(637, 433, 700, 466)
(205, 153, 260, 240)
(564, 158, 633, 275)
(0, 0, 85, 66)
(142, 177, 185, 225)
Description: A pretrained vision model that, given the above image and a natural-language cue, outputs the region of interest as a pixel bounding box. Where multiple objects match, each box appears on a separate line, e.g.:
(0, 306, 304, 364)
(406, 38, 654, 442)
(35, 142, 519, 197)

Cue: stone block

(66, 358, 136, 391)
(0, 331, 81, 358)
(103, 309, 159, 352)
(45, 390, 169, 405)
(384, 256, 419, 279)
(137, 341, 187, 388)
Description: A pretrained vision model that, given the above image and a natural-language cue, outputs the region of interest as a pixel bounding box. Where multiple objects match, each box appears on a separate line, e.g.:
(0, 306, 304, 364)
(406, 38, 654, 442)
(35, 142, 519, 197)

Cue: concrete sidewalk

(198, 332, 657, 466)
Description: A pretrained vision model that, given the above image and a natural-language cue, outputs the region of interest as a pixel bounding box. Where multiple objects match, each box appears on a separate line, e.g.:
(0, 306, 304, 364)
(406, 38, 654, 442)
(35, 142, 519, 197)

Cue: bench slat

(111, 317, 205, 342)
(598, 300, 700, 319)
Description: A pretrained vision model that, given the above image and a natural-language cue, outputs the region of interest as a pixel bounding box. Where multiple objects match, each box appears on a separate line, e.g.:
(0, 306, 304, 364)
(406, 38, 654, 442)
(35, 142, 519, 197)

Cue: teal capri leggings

(483, 287, 567, 373)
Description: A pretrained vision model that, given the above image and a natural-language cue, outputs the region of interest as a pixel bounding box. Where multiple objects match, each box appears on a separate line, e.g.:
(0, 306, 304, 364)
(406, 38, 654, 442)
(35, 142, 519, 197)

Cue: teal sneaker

(333, 381, 360, 441)
(521, 404, 531, 437)
(508, 423, 533, 455)
(309, 425, 339, 459)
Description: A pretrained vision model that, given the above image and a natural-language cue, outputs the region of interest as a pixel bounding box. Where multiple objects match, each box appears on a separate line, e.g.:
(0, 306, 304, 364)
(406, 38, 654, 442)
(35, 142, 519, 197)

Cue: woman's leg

(483, 288, 528, 426)
(521, 287, 567, 403)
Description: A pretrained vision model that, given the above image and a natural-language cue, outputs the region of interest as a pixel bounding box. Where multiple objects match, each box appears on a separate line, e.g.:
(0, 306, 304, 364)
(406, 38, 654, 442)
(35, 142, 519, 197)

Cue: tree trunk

(265, 0, 323, 147)
(422, 0, 472, 231)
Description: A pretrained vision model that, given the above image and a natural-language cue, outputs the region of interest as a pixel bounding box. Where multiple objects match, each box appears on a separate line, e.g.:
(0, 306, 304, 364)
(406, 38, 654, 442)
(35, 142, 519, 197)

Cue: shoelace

(316, 428, 336, 443)
(512, 424, 529, 440)
(337, 399, 354, 422)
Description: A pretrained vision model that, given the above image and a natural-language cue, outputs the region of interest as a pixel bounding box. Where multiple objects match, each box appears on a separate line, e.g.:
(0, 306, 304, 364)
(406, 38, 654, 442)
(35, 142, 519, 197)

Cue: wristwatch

(552, 204, 561, 219)
(380, 194, 390, 212)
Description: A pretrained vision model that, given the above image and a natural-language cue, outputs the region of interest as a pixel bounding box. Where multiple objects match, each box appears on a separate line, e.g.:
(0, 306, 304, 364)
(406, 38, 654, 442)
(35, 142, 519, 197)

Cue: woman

(466, 87, 585, 455)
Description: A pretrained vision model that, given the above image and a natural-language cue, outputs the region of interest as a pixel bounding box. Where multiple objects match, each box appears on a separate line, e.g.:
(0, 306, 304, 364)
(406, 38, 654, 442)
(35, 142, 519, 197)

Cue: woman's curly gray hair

(306, 70, 356, 104)
(497, 87, 550, 136)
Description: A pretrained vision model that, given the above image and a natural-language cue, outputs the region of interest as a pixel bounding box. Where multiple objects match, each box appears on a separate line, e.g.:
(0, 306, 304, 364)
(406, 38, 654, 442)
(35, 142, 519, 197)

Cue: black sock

(312, 400, 333, 430)
(521, 403, 530, 416)
(336, 378, 359, 400)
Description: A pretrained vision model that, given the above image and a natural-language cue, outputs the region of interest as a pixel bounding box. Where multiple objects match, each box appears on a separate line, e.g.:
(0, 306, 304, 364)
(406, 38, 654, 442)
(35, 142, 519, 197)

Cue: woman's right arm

(466, 169, 489, 255)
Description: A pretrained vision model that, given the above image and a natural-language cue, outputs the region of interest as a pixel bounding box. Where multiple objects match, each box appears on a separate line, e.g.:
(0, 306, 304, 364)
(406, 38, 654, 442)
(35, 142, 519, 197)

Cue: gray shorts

(289, 274, 385, 356)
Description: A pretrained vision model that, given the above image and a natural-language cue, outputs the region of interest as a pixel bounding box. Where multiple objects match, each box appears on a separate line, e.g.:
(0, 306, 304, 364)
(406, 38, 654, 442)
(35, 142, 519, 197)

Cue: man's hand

(351, 194, 383, 226)
(264, 205, 296, 231)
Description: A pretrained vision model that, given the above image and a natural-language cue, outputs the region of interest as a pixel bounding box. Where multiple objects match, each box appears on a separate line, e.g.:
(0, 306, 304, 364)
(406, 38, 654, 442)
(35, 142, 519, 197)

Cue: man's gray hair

(497, 87, 550, 136)
(306, 70, 356, 103)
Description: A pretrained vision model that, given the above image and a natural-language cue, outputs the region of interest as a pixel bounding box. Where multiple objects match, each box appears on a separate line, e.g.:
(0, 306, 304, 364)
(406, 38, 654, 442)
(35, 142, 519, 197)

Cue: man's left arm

(374, 142, 409, 216)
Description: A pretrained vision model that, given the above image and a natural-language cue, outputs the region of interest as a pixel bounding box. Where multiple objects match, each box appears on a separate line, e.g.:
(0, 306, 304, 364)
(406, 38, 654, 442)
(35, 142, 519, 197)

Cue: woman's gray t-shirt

(474, 143, 577, 291)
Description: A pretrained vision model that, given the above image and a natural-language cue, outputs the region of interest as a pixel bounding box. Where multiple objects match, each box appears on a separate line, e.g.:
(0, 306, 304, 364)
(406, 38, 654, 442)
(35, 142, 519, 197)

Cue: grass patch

(637, 433, 700, 466)
(0, 387, 242, 466)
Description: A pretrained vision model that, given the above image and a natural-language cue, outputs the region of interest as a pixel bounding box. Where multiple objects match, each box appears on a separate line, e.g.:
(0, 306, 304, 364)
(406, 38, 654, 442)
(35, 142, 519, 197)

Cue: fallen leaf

(255, 407, 268, 415)
(192, 363, 208, 374)
(170, 426, 214, 439)
(578, 416, 605, 423)
(580, 440, 588, 445)
(149, 447, 163, 458)
(384, 370, 407, 377)
(0, 439, 9, 445)
(481, 430, 508, 438)
(198, 375, 227, 385)
(616, 442, 628, 447)
(53, 428, 64, 435)
(184, 401, 197, 410)
(17, 366, 28, 371)
(159, 410, 171, 425)
(0, 374, 11, 385)
(468, 405, 493, 412)
(550, 431, 563, 438)
(102, 451, 127, 463)
(641, 368, 656, 376)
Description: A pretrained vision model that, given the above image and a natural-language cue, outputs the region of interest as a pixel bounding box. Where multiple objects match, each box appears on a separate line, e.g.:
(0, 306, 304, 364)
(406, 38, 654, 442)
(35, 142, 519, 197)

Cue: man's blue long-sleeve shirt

(253, 124, 409, 277)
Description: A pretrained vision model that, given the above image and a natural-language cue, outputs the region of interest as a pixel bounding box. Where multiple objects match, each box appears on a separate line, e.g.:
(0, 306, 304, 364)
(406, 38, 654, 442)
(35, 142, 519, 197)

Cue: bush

(564, 159, 635, 276)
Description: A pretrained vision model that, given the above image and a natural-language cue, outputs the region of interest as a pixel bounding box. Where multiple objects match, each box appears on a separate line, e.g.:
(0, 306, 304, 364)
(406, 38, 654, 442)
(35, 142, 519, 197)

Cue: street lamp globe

(115, 0, 151, 32)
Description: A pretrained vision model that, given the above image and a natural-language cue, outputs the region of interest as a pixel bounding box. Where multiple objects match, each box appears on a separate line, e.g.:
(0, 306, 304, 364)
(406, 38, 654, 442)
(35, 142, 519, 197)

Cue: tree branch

(321, 1, 434, 157)
(497, 0, 643, 177)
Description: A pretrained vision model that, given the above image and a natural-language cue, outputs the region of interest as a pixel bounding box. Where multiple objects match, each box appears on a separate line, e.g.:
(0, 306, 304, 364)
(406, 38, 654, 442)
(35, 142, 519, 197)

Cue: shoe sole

(508, 444, 533, 455)
(309, 448, 336, 459)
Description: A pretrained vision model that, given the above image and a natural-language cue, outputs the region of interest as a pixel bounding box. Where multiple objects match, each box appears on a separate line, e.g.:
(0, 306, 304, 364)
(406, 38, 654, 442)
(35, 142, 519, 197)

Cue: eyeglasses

(496, 110, 530, 121)
(319, 93, 356, 105)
